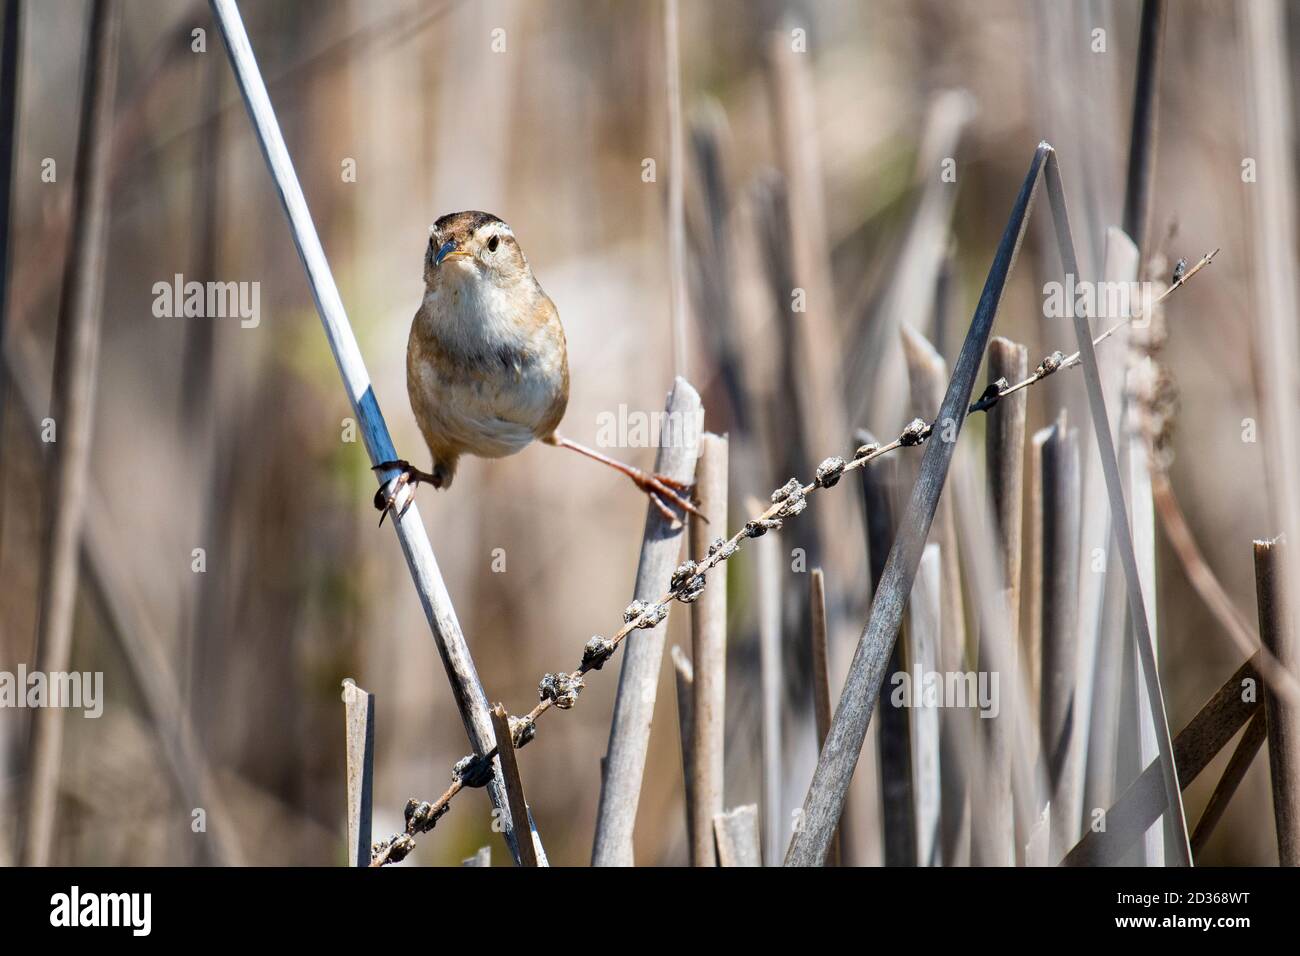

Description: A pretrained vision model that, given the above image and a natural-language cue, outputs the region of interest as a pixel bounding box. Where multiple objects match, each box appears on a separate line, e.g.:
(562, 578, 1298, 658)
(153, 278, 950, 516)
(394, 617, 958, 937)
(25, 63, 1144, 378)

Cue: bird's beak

(433, 240, 465, 267)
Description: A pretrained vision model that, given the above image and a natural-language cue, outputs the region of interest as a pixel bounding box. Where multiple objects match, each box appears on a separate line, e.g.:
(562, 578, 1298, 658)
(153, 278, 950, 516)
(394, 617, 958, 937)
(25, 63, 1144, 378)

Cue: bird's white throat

(421, 263, 542, 359)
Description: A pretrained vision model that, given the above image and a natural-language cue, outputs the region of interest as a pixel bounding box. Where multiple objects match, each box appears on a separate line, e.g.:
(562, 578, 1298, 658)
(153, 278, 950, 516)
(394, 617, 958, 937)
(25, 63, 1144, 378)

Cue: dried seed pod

(779, 492, 807, 517)
(771, 477, 802, 503)
(404, 797, 448, 834)
(374, 833, 416, 865)
(675, 572, 707, 604)
(899, 417, 932, 447)
(622, 600, 667, 628)
(671, 559, 700, 591)
(744, 516, 783, 538)
(771, 477, 808, 517)
(453, 753, 494, 789)
(1036, 350, 1064, 377)
(974, 378, 1008, 411)
(581, 636, 616, 671)
(707, 537, 738, 560)
(538, 672, 585, 709)
(853, 441, 880, 461)
(814, 456, 846, 488)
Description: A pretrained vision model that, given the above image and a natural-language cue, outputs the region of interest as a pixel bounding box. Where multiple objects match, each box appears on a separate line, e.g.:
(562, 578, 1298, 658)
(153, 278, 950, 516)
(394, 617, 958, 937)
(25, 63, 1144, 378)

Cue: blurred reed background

(0, 0, 1296, 866)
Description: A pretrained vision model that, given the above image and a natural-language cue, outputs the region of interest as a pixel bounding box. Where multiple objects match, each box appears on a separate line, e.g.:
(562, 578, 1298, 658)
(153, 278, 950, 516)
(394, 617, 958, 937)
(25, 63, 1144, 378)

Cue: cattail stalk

(1188, 710, 1267, 858)
(1064, 655, 1261, 866)
(808, 569, 842, 866)
(342, 679, 375, 867)
(687, 433, 728, 866)
(1255, 538, 1299, 864)
(490, 705, 541, 867)
(22, 0, 119, 867)
(908, 545, 943, 865)
(592, 378, 702, 865)
(714, 805, 760, 867)
(858, 430, 914, 866)
(1036, 412, 1081, 863)
(670, 645, 695, 855)
(899, 326, 970, 865)
(980, 337, 1028, 864)
(755, 502, 783, 865)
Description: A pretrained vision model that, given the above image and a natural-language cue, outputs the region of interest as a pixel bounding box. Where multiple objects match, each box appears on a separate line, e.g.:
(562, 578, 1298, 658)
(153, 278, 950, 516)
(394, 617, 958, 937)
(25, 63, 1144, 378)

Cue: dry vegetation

(0, 0, 1296, 867)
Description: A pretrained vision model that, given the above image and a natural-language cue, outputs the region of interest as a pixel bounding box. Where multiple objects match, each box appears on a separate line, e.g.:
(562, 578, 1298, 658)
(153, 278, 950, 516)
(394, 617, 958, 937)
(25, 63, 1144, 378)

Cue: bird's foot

(372, 459, 440, 527)
(628, 469, 706, 526)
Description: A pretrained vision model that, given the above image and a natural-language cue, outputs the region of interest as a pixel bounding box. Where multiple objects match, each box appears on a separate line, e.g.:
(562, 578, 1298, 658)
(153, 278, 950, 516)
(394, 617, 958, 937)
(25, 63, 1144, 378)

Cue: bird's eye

(487, 235, 500, 253)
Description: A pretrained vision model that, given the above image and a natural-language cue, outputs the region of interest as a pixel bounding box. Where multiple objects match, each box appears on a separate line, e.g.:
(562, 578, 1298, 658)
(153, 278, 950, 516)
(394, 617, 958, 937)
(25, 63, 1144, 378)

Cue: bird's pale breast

(407, 285, 568, 477)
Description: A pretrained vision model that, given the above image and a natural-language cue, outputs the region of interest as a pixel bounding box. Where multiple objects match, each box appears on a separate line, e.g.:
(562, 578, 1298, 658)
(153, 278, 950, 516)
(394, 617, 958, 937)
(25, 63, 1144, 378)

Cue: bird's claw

(632, 471, 707, 526)
(372, 459, 419, 527)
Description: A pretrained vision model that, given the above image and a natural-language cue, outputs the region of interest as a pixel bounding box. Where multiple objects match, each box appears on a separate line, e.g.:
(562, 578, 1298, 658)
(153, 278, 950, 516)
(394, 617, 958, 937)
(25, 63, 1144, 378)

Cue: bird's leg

(544, 435, 705, 525)
(372, 459, 441, 526)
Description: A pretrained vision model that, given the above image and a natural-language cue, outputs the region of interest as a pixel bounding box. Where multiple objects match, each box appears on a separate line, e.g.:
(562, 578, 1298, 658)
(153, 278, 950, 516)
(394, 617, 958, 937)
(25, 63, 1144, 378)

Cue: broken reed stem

(970, 338, 1028, 866)
(22, 0, 119, 868)
(1255, 537, 1299, 865)
(859, 433, 915, 866)
(808, 569, 841, 866)
(714, 804, 761, 867)
(899, 326, 970, 865)
(687, 433, 728, 867)
(809, 570, 832, 749)
(1036, 412, 1081, 863)
(986, 337, 1029, 646)
(908, 545, 943, 866)
(591, 378, 702, 866)
(1188, 709, 1267, 859)
(1063, 655, 1262, 866)
(370, 249, 1217, 864)
(1153, 473, 1300, 709)
(1240, 0, 1300, 681)
(490, 705, 540, 867)
(342, 679, 375, 868)
(670, 646, 696, 857)
(754, 498, 783, 866)
(899, 327, 968, 684)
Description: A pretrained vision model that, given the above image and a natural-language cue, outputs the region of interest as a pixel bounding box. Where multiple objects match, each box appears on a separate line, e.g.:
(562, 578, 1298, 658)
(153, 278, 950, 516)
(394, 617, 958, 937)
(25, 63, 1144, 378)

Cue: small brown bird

(374, 211, 700, 524)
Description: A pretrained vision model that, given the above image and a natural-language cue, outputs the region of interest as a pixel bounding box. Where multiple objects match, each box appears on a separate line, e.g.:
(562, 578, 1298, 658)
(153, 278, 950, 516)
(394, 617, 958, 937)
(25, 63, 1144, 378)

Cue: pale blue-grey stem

(207, 0, 522, 862)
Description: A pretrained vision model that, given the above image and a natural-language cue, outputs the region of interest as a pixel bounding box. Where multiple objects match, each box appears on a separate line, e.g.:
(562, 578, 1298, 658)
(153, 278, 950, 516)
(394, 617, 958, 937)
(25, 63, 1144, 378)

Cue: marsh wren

(374, 211, 701, 524)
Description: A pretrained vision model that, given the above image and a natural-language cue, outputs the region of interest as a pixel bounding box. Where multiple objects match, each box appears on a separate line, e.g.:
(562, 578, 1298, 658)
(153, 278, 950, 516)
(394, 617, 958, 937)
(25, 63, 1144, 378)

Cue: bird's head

(423, 211, 531, 292)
